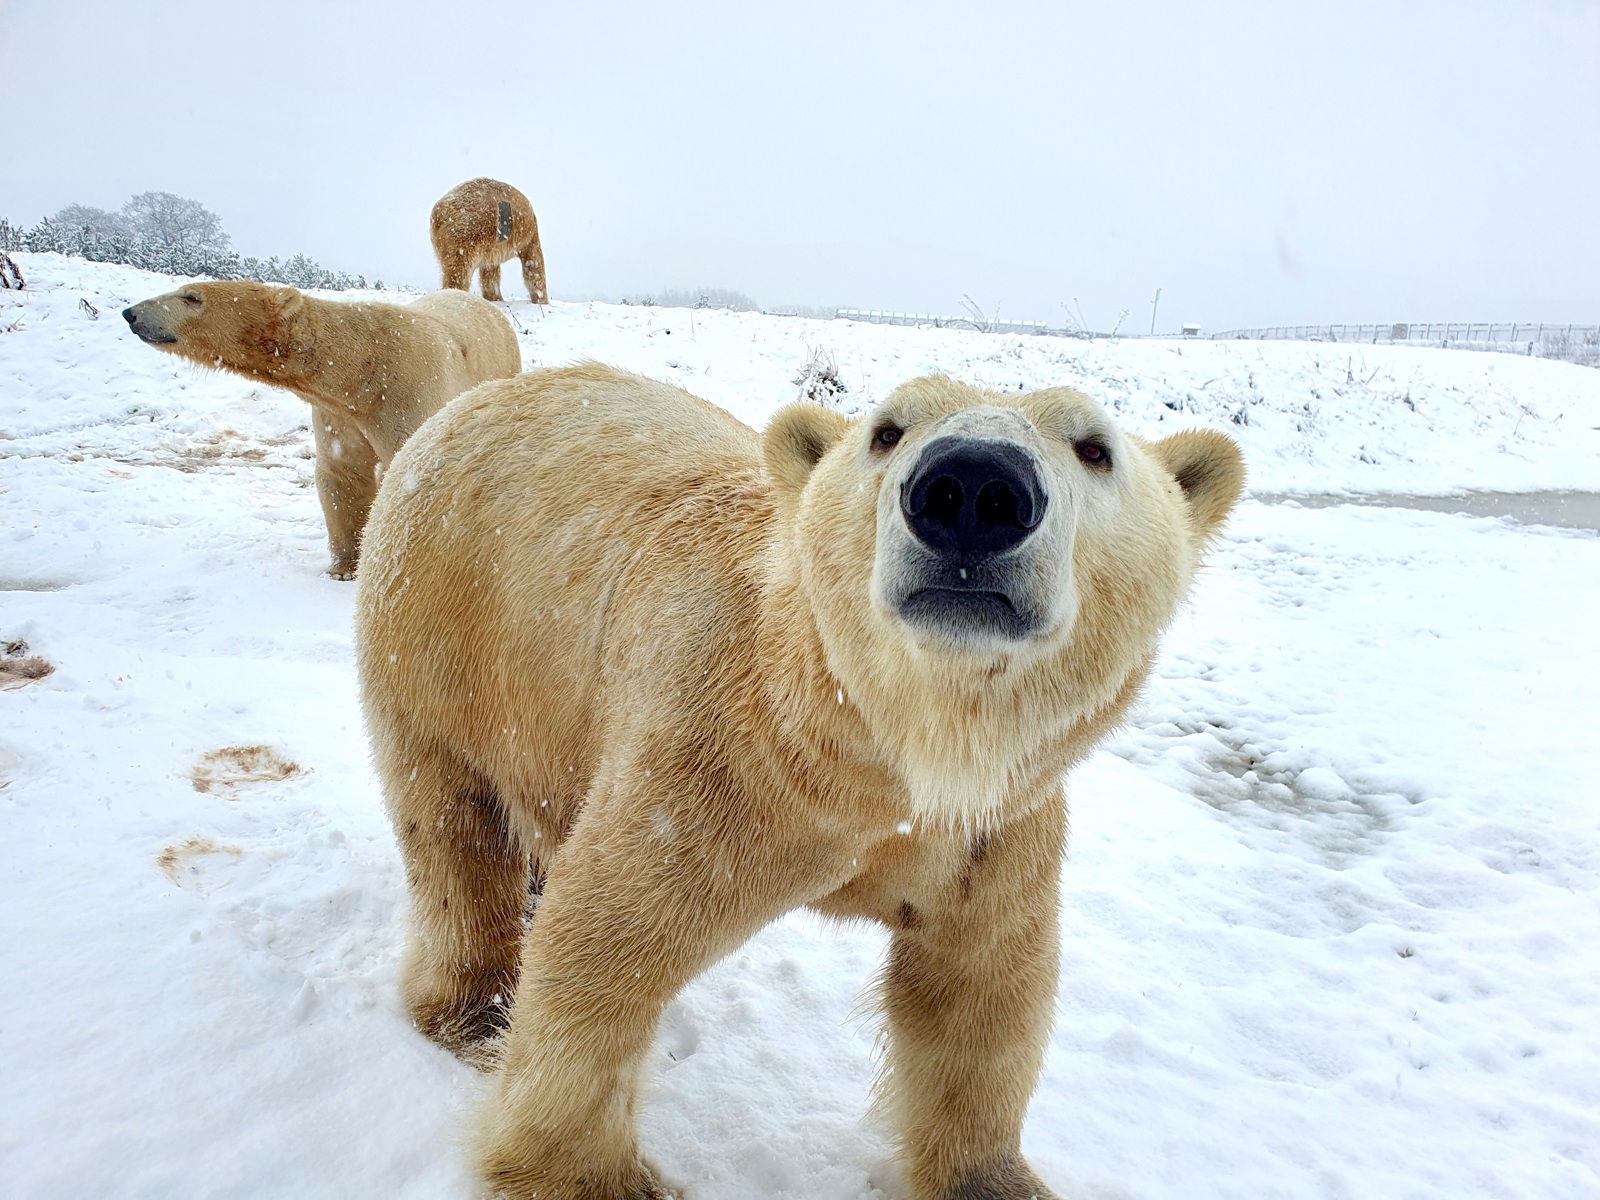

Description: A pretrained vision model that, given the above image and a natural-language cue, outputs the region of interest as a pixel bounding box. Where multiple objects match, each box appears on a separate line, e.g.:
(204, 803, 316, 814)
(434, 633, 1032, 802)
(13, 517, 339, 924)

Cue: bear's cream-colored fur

(430, 177, 549, 304)
(355, 364, 1244, 1199)
(122, 282, 520, 578)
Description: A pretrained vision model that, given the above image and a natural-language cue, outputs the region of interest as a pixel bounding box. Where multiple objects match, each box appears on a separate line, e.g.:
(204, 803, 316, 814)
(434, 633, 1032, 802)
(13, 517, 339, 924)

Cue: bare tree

(120, 191, 230, 252)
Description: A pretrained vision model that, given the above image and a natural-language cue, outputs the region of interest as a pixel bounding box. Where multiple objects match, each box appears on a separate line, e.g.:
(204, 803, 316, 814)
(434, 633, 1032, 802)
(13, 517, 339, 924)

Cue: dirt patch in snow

(191, 744, 304, 796)
(1, 639, 54, 689)
(156, 835, 243, 883)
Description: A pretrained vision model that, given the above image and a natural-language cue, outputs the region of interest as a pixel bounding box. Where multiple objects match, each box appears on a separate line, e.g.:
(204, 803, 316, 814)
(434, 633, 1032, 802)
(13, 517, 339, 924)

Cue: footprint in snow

(658, 1001, 703, 1066)
(157, 834, 243, 887)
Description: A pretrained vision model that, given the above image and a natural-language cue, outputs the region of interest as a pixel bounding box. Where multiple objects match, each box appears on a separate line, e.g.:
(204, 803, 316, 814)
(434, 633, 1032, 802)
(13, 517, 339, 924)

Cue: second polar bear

(356, 364, 1244, 1198)
(123, 282, 520, 578)
(430, 177, 549, 305)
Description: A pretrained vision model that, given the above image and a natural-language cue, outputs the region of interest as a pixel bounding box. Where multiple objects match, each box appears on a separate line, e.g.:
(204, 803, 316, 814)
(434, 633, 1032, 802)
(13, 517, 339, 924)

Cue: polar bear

(354, 364, 1244, 1198)
(430, 177, 549, 305)
(122, 282, 520, 578)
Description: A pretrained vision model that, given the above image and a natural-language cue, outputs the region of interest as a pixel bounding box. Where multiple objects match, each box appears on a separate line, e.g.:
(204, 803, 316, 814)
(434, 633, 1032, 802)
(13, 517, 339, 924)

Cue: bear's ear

(763, 403, 850, 498)
(272, 287, 305, 320)
(1148, 428, 1246, 539)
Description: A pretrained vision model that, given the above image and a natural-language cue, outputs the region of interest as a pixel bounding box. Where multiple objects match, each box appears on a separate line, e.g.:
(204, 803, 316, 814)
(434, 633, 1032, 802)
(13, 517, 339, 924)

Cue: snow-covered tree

(52, 204, 131, 240)
(4, 202, 374, 292)
(120, 191, 230, 253)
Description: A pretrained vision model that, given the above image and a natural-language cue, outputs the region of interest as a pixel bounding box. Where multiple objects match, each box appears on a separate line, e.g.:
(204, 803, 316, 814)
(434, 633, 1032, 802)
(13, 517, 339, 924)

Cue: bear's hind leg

(382, 737, 529, 1064)
(479, 261, 504, 302)
(519, 242, 548, 306)
(438, 246, 472, 291)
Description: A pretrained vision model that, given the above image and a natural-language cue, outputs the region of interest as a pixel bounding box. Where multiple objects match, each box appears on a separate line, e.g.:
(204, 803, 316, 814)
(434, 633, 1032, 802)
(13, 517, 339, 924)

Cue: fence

(1208, 322, 1600, 367)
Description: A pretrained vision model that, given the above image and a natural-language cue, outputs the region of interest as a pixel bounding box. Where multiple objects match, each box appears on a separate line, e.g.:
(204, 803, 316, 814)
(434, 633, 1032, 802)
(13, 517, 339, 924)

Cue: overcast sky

(3, 1, 1596, 331)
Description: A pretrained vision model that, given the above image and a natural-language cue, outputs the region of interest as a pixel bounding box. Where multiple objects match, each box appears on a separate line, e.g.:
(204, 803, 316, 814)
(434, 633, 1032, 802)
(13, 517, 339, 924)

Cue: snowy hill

(3, 252, 1599, 1199)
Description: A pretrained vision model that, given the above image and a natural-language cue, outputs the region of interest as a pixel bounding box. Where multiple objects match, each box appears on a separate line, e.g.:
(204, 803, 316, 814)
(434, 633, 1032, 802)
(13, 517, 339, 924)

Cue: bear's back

(357, 364, 769, 795)
(429, 178, 532, 246)
(402, 289, 522, 384)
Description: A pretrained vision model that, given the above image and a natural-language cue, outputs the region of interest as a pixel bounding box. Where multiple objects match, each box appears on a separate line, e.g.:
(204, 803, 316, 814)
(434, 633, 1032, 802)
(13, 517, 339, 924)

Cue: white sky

(3, 0, 1597, 330)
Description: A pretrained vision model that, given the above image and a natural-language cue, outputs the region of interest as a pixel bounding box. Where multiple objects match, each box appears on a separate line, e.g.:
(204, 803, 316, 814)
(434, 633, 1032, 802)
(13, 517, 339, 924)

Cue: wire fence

(1208, 322, 1600, 367)
(832, 309, 1600, 368)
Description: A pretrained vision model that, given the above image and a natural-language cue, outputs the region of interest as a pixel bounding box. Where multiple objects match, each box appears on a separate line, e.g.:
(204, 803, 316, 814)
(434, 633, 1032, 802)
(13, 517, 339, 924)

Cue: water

(1252, 489, 1600, 534)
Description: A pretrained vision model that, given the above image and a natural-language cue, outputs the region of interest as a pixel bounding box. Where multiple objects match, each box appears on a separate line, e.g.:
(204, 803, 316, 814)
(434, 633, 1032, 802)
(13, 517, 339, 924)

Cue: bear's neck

(754, 561, 1149, 834)
(209, 316, 322, 394)
(749, 568, 910, 832)
(216, 298, 388, 415)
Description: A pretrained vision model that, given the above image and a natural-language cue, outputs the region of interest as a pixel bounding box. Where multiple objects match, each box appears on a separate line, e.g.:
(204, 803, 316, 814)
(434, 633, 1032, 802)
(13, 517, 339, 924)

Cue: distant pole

(1150, 287, 1162, 335)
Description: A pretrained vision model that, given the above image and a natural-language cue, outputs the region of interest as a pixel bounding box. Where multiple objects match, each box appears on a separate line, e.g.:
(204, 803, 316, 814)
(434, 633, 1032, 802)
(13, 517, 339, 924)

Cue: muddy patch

(156, 428, 312, 474)
(33, 426, 314, 474)
(191, 744, 303, 796)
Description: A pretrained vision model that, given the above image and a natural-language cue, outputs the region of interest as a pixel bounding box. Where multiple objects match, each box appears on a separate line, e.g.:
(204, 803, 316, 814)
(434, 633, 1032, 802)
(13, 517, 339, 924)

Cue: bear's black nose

(901, 436, 1046, 557)
(122, 306, 137, 325)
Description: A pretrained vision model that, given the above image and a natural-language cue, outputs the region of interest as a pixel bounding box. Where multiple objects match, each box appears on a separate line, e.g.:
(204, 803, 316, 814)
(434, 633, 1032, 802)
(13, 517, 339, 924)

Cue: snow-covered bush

(792, 344, 854, 411)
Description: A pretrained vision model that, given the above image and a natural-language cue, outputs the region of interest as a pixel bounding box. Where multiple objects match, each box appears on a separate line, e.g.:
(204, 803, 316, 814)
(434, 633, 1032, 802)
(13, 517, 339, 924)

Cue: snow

(3, 251, 1599, 1198)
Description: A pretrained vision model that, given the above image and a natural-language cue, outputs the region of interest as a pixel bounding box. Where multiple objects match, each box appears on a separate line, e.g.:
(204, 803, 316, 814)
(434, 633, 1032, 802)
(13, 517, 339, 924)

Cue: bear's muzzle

(892, 436, 1050, 642)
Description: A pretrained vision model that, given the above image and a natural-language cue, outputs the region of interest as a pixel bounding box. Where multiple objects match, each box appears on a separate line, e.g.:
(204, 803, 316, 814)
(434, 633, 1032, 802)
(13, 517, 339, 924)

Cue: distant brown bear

(123, 282, 520, 579)
(356, 365, 1244, 1199)
(430, 177, 549, 305)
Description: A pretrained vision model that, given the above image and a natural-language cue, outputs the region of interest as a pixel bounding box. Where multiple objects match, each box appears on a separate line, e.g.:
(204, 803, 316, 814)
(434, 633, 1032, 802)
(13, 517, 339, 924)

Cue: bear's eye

(1075, 439, 1112, 470)
(181, 292, 203, 307)
(871, 423, 903, 452)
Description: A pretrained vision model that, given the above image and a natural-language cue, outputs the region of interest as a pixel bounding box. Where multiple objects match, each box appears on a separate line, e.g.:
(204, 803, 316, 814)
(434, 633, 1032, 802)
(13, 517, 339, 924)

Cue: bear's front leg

(476, 777, 850, 1199)
(310, 412, 379, 580)
(883, 796, 1066, 1200)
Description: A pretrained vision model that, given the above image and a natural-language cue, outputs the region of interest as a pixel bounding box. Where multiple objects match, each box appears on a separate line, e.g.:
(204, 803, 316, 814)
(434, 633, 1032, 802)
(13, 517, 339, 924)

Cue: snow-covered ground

(3, 252, 1598, 1199)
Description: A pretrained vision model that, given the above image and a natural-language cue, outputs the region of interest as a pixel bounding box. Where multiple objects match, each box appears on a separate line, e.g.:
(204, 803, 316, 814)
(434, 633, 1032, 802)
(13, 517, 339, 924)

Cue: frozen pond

(1253, 488, 1600, 532)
